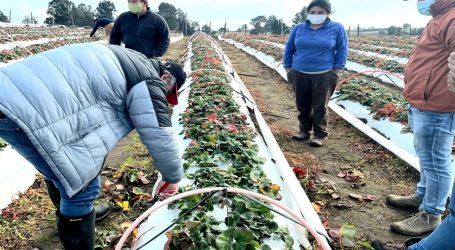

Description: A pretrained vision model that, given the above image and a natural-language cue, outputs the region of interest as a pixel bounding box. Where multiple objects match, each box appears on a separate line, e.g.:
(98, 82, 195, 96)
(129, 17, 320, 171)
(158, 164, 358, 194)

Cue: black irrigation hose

(135, 190, 221, 250)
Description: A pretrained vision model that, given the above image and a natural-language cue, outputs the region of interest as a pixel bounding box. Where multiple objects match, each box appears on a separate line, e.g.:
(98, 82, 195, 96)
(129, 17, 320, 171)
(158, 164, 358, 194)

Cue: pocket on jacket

(64, 124, 103, 146)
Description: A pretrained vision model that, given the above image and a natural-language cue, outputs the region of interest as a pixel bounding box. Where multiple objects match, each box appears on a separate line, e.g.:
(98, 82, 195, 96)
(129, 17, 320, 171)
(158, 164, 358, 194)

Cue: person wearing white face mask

(384, 0, 455, 243)
(283, 0, 348, 147)
(110, 0, 171, 58)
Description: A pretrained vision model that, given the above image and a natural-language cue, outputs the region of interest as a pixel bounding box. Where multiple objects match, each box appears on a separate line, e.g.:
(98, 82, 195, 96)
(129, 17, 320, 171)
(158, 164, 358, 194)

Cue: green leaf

(215, 229, 254, 250)
(358, 241, 374, 249)
(340, 224, 356, 238)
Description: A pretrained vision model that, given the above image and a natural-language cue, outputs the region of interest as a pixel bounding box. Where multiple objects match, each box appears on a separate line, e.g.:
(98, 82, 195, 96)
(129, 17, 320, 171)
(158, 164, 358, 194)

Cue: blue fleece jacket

(283, 19, 348, 73)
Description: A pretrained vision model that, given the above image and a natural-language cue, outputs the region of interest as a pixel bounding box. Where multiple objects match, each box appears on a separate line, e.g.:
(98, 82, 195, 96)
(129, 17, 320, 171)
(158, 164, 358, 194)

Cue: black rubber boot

(45, 179, 111, 222)
(57, 210, 95, 250)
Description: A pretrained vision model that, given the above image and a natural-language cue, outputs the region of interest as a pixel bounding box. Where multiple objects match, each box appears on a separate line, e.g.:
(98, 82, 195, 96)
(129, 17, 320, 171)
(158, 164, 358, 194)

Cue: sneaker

(386, 194, 421, 211)
(310, 137, 324, 147)
(292, 132, 310, 141)
(391, 210, 441, 236)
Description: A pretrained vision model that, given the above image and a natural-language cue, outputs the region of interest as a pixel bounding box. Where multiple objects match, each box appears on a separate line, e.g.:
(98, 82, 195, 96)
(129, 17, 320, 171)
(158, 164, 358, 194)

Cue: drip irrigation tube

(115, 187, 332, 250)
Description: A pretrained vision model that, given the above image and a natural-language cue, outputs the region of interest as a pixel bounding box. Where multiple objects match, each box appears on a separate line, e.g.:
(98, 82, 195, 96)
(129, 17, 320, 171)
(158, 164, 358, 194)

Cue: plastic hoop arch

(115, 187, 332, 250)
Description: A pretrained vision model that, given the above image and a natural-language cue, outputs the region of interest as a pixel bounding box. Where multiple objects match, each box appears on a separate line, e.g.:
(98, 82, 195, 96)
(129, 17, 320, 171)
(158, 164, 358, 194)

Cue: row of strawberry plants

(223, 33, 408, 125)
(0, 37, 102, 63)
(0, 26, 83, 35)
(349, 36, 415, 51)
(336, 72, 408, 124)
(1, 30, 92, 43)
(349, 42, 412, 59)
(224, 33, 283, 62)
(163, 33, 296, 249)
(348, 50, 405, 74)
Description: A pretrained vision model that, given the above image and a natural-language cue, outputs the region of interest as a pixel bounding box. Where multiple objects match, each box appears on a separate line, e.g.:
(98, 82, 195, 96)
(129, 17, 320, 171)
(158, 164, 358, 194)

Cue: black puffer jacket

(109, 10, 170, 58)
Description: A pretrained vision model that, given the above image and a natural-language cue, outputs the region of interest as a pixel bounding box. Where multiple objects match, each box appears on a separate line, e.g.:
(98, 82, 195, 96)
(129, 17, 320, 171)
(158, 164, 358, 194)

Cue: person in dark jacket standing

(284, 0, 348, 147)
(110, 0, 170, 58)
(386, 0, 455, 238)
(0, 43, 186, 249)
(90, 18, 113, 39)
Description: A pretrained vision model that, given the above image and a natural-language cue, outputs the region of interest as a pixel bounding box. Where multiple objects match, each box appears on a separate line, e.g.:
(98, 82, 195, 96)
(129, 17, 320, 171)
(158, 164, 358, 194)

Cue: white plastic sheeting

(0, 146, 37, 209)
(349, 49, 409, 65)
(133, 34, 329, 250)
(0, 36, 82, 51)
(219, 36, 426, 171)
(249, 37, 406, 88)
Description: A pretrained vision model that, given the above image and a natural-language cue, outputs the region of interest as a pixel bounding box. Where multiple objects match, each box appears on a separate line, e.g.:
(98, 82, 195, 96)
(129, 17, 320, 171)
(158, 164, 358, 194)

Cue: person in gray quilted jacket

(0, 43, 186, 250)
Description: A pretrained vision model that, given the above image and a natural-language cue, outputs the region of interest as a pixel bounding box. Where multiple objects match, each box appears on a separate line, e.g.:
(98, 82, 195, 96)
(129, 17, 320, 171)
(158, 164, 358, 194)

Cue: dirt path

(219, 41, 421, 247)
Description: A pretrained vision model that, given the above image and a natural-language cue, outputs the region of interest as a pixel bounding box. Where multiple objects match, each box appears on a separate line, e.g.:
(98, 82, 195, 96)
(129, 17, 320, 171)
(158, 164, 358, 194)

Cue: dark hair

(165, 61, 186, 90)
(307, 0, 332, 14)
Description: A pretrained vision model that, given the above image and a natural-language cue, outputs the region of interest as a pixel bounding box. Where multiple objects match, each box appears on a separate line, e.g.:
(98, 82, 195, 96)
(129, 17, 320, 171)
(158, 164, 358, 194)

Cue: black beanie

(164, 61, 186, 90)
(308, 0, 332, 13)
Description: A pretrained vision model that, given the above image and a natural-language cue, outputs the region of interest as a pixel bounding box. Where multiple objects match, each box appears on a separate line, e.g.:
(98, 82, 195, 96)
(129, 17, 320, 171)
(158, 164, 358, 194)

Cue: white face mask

(307, 14, 328, 25)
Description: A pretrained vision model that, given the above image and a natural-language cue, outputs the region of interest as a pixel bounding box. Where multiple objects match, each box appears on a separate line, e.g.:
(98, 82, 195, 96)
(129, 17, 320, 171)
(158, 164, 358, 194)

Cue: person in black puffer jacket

(110, 0, 170, 58)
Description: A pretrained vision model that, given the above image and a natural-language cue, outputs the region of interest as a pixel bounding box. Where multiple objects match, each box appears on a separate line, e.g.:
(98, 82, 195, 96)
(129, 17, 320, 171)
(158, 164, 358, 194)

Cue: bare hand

(333, 69, 342, 76)
(154, 180, 179, 200)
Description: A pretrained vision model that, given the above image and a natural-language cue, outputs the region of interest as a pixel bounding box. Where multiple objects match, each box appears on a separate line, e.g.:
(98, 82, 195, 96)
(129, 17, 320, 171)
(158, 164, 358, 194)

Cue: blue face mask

(417, 0, 436, 16)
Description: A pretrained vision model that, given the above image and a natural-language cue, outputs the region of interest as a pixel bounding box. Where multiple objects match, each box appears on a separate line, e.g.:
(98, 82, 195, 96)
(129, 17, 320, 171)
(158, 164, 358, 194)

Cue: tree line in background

(1, 2, 424, 37)
(233, 7, 306, 35)
(0, 0, 200, 35)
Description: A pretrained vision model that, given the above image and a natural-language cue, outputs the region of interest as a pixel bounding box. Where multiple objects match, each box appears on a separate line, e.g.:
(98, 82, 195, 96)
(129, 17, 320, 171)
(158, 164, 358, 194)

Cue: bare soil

(219, 40, 421, 248)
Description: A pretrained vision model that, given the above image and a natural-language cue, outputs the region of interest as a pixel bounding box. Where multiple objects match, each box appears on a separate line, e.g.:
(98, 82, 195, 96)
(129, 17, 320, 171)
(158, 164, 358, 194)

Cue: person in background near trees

(385, 0, 455, 240)
(0, 43, 186, 249)
(90, 17, 113, 39)
(110, 0, 170, 58)
(283, 0, 348, 147)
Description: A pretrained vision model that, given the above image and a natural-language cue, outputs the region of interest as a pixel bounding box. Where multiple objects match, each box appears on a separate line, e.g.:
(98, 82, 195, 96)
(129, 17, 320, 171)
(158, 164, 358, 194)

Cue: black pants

(287, 69, 338, 139)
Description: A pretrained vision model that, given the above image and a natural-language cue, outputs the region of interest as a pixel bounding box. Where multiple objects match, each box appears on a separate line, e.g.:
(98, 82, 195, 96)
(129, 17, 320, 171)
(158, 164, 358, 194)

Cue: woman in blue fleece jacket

(284, 0, 348, 147)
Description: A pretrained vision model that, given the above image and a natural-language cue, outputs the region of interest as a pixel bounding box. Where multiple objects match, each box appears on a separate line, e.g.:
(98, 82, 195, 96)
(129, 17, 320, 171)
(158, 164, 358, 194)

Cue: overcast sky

(2, 0, 431, 30)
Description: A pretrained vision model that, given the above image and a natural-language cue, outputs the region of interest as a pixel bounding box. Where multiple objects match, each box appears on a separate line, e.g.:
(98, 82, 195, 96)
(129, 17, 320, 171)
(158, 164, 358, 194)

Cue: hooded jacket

(0, 43, 183, 197)
(403, 0, 455, 112)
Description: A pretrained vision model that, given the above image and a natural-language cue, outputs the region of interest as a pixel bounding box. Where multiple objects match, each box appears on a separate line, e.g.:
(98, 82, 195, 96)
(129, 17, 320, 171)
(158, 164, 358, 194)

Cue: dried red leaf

(292, 167, 307, 178)
(207, 113, 218, 123)
(337, 172, 347, 178)
(362, 195, 376, 201)
(225, 124, 239, 133)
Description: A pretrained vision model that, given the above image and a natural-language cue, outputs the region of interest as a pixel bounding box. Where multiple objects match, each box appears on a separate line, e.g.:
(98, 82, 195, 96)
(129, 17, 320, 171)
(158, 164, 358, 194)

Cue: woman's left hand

(333, 69, 342, 76)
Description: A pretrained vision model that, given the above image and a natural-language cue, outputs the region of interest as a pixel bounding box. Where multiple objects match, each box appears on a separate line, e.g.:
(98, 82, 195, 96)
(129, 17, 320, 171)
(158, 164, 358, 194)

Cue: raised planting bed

(220, 34, 425, 170)
(121, 32, 329, 250)
(0, 37, 103, 63)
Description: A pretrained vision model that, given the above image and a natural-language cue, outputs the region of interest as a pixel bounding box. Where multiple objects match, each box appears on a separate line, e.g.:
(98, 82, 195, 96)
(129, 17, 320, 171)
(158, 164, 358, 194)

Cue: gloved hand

(154, 180, 179, 200)
(448, 52, 455, 92)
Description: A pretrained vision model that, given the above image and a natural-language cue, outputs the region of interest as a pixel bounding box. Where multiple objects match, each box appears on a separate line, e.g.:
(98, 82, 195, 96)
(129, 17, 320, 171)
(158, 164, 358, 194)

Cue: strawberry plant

(160, 33, 296, 249)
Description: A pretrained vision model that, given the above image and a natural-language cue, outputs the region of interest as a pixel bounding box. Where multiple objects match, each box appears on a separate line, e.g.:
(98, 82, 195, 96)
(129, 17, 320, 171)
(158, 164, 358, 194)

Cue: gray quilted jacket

(0, 43, 183, 197)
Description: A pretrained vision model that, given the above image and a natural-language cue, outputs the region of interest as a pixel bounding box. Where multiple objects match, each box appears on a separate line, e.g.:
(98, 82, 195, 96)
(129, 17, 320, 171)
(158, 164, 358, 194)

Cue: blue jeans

(0, 116, 100, 217)
(409, 106, 455, 215)
(408, 183, 455, 250)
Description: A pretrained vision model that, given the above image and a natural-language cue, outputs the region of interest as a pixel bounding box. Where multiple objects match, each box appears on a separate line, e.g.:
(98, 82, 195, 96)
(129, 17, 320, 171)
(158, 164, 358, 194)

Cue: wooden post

(9, 10, 11, 23)
(347, 25, 351, 37)
(224, 22, 226, 36)
(357, 24, 360, 37)
(30, 12, 33, 24)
